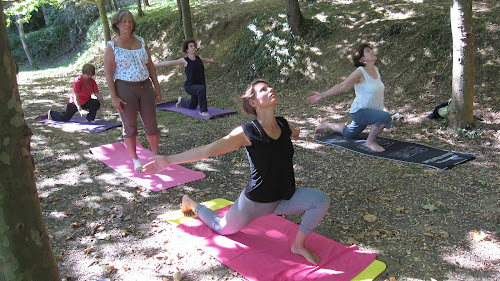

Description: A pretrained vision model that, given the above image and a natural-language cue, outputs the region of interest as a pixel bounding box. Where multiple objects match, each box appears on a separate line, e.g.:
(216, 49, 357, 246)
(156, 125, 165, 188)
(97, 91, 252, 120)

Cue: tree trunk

(0, 5, 61, 280)
(15, 15, 38, 69)
(41, 4, 49, 26)
(97, 0, 112, 42)
(176, 0, 182, 23)
(136, 0, 144, 17)
(286, 0, 305, 36)
(143, 0, 150, 7)
(180, 0, 193, 40)
(448, 0, 474, 129)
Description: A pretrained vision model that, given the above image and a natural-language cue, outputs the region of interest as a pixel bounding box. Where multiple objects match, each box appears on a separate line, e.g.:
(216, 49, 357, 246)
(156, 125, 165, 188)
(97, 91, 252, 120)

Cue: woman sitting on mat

(307, 43, 392, 152)
(144, 79, 330, 265)
(40, 63, 109, 122)
(104, 9, 162, 172)
(154, 40, 214, 117)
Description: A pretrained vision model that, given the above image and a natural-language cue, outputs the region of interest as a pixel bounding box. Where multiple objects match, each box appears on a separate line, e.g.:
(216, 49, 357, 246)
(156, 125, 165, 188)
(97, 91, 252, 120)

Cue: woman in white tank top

(307, 44, 392, 152)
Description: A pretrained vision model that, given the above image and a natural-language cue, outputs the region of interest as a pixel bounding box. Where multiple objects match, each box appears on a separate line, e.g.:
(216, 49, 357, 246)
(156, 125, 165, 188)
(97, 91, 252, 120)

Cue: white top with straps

(107, 35, 149, 82)
(350, 66, 385, 113)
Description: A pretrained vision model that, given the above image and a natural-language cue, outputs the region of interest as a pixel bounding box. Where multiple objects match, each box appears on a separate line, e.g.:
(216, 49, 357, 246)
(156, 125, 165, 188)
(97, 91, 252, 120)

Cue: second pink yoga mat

(90, 142, 206, 191)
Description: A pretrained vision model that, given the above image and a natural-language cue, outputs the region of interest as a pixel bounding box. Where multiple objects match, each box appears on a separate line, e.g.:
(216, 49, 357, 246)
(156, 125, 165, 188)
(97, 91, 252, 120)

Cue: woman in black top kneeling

(155, 40, 214, 116)
(144, 80, 330, 265)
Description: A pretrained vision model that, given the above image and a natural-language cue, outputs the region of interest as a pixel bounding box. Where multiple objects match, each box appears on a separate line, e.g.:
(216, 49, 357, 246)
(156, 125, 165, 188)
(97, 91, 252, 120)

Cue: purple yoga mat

(156, 101, 237, 119)
(90, 142, 206, 192)
(38, 116, 121, 133)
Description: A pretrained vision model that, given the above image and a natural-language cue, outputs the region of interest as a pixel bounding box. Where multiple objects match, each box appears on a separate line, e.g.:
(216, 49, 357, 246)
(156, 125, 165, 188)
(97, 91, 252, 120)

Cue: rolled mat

(156, 100, 237, 119)
(89, 142, 206, 192)
(167, 198, 386, 281)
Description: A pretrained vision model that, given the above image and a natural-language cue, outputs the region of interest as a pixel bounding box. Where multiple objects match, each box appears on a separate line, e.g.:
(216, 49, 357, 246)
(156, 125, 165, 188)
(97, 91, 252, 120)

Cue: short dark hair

(352, 43, 372, 67)
(239, 79, 271, 116)
(111, 10, 136, 35)
(81, 64, 96, 75)
(181, 40, 197, 53)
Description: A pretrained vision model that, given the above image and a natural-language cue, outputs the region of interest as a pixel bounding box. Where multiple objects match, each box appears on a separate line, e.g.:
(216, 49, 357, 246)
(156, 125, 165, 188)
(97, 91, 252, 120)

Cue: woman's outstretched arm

(144, 126, 251, 174)
(154, 58, 187, 68)
(306, 68, 363, 105)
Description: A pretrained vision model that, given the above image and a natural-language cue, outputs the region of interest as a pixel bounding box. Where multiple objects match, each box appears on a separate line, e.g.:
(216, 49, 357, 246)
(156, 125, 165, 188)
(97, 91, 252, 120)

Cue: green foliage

(11, 24, 70, 62)
(227, 14, 322, 84)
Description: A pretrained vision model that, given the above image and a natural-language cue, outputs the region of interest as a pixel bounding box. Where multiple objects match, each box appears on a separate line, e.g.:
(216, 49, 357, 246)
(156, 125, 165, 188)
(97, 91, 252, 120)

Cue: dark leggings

(181, 84, 208, 113)
(49, 99, 100, 122)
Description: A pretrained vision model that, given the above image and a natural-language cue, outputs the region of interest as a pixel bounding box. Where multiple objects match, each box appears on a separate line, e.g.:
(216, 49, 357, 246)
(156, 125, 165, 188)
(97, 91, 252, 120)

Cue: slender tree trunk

(448, 0, 474, 129)
(76, 0, 111, 42)
(1, 5, 61, 280)
(286, 0, 305, 36)
(180, 0, 193, 40)
(97, 0, 112, 42)
(143, 0, 150, 7)
(176, 0, 182, 23)
(15, 15, 38, 69)
(137, 0, 144, 17)
(41, 4, 49, 26)
(112, 0, 119, 10)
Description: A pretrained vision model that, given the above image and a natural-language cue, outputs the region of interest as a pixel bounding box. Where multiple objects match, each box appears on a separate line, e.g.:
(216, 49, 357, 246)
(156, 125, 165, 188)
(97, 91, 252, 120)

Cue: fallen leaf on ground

(472, 230, 489, 241)
(173, 271, 185, 281)
(422, 204, 438, 212)
(363, 214, 377, 222)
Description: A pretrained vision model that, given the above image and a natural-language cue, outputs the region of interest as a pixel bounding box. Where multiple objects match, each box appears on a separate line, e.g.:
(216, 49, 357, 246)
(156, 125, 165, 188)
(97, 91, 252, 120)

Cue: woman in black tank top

(144, 80, 330, 265)
(154, 40, 215, 116)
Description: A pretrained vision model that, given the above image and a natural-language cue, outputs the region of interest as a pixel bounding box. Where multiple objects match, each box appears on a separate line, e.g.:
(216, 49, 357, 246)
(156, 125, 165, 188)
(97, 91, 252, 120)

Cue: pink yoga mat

(90, 142, 206, 191)
(178, 205, 377, 281)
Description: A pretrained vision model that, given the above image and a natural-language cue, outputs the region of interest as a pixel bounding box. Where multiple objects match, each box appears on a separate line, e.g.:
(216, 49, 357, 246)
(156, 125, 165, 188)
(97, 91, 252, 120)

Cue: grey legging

(195, 188, 330, 236)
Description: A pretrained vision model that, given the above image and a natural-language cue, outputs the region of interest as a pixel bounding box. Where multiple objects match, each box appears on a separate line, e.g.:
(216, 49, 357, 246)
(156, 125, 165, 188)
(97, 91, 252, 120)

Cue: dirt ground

(15, 0, 499, 280)
(19, 65, 499, 281)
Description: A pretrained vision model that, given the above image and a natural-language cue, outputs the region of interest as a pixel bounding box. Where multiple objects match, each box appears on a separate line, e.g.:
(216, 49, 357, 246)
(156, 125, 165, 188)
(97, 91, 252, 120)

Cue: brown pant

(115, 79, 159, 138)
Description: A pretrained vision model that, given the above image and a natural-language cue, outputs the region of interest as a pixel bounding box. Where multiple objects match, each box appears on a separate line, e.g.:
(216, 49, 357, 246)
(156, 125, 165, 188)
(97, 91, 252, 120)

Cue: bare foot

(291, 244, 321, 265)
(314, 121, 333, 133)
(199, 112, 210, 117)
(181, 195, 197, 217)
(365, 141, 385, 152)
(315, 122, 344, 134)
(175, 96, 182, 108)
(47, 110, 52, 120)
(133, 158, 143, 172)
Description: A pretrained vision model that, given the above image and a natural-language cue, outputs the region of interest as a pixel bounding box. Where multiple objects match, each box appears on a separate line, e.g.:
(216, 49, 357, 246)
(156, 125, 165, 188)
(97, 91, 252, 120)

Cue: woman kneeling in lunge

(144, 79, 330, 265)
(307, 43, 392, 152)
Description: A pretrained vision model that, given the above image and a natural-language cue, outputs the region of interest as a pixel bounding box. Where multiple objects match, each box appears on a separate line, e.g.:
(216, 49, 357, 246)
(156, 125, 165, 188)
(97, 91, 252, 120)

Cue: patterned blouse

(107, 35, 149, 82)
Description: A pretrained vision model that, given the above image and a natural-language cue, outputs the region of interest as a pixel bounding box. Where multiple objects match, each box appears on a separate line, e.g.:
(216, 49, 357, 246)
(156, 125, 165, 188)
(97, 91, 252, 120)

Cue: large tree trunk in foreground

(0, 5, 61, 281)
(15, 14, 38, 69)
(448, 0, 474, 129)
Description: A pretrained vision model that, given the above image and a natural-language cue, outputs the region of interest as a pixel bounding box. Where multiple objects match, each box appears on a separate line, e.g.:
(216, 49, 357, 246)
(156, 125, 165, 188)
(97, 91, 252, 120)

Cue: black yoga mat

(315, 133, 475, 170)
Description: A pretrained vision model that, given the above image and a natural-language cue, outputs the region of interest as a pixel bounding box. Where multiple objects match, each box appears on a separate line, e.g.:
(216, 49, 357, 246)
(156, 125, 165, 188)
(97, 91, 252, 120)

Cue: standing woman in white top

(104, 10, 162, 172)
(307, 44, 391, 152)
